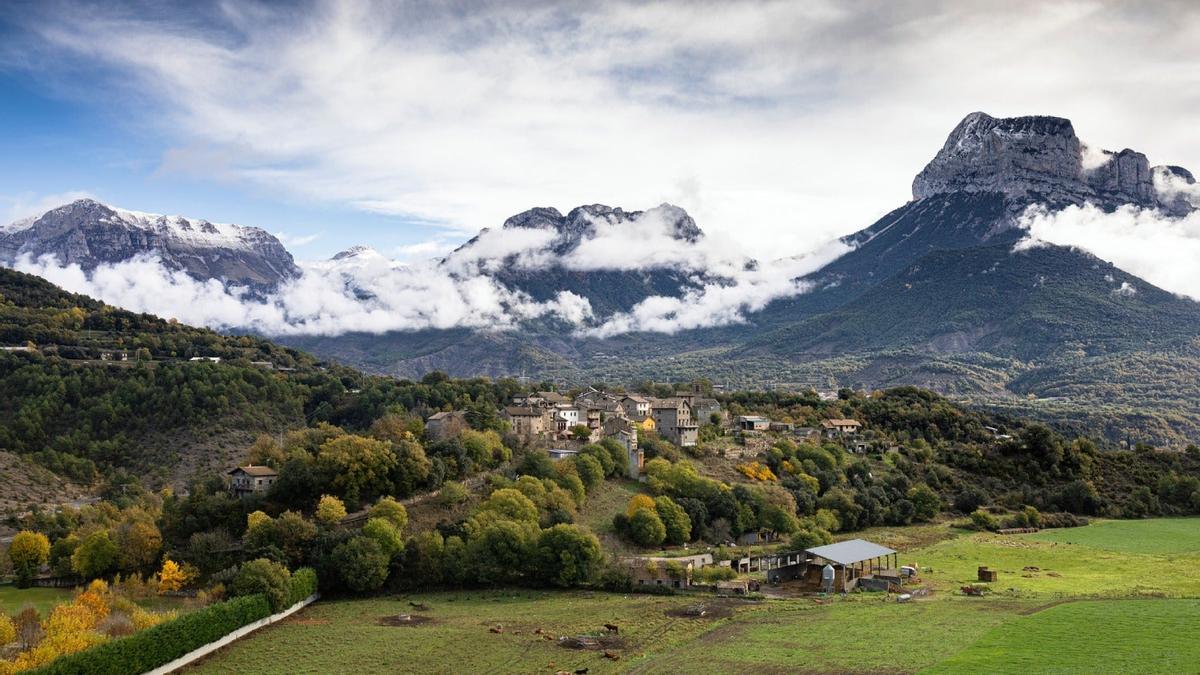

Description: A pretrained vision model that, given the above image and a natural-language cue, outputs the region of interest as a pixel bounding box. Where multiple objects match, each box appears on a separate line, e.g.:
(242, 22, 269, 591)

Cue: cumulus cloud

(1016, 203, 1200, 300)
(5, 1, 1199, 260)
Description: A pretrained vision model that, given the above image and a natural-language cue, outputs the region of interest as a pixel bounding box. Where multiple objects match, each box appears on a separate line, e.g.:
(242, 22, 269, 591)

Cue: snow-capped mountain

(0, 199, 298, 290)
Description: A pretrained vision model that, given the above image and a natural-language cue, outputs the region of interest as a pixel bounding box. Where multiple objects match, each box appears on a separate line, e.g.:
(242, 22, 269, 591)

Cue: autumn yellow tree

(315, 494, 348, 525)
(8, 530, 50, 587)
(157, 559, 188, 594)
(246, 510, 272, 533)
(0, 611, 15, 646)
(625, 494, 657, 518)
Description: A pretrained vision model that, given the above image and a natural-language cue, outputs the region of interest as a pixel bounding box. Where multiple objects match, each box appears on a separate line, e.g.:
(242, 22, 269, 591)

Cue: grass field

(187, 518, 1200, 674)
(1027, 517, 1200, 554)
(0, 585, 75, 615)
(925, 599, 1200, 674)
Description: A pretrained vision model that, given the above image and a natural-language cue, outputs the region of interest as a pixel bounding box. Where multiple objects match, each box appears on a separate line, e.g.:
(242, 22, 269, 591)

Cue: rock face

(0, 199, 299, 290)
(461, 202, 702, 258)
(911, 112, 1185, 211)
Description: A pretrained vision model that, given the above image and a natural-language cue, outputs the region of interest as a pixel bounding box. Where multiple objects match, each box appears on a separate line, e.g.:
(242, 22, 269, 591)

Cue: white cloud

(7, 1, 1198, 261)
(1, 191, 96, 227)
(1017, 203, 1200, 300)
(274, 231, 321, 247)
(6, 200, 850, 337)
(12, 252, 596, 336)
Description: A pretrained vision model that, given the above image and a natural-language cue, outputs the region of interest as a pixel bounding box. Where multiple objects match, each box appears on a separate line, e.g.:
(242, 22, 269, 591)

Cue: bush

(232, 558, 292, 612)
(968, 509, 999, 531)
(25, 594, 272, 675)
(287, 567, 319, 606)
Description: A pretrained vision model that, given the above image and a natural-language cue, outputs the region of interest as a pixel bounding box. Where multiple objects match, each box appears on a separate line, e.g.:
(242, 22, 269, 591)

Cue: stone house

(426, 410, 468, 440)
(652, 398, 699, 447)
(821, 419, 863, 438)
(620, 395, 651, 420)
(503, 406, 552, 443)
(228, 465, 278, 498)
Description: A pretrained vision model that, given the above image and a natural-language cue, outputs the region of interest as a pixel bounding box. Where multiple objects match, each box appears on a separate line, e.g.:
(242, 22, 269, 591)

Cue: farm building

(764, 539, 898, 592)
(737, 415, 771, 432)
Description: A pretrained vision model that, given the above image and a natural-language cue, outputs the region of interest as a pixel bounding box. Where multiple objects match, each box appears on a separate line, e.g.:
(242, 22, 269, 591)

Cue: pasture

(187, 518, 1200, 674)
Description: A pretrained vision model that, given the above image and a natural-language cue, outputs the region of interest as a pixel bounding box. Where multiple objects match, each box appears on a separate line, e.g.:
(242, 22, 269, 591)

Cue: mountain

(443, 202, 731, 316)
(6, 112, 1200, 446)
(0, 198, 299, 291)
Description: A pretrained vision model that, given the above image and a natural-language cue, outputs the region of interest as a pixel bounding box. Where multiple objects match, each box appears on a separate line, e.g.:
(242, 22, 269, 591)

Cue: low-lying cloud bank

(1017, 202, 1200, 300)
(11, 208, 847, 337)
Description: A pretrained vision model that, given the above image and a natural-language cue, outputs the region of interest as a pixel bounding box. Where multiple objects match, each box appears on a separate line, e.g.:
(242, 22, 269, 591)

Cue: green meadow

(187, 518, 1200, 674)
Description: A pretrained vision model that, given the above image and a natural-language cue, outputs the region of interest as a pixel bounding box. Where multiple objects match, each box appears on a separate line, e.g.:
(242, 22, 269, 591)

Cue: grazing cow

(604, 623, 619, 634)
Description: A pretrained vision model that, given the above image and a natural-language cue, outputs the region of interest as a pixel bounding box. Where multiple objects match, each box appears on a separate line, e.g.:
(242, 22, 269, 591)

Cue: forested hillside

(0, 268, 524, 491)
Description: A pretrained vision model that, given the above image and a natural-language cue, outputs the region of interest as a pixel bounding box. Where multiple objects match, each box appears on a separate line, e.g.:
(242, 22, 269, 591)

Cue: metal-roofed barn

(804, 539, 898, 591)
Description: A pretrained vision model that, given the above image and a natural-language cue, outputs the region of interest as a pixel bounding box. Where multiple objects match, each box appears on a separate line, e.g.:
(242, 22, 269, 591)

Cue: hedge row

(287, 567, 319, 607)
(29, 568, 318, 675)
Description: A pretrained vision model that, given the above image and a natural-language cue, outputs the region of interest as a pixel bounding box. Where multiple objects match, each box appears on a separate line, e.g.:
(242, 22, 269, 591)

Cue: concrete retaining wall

(144, 593, 319, 675)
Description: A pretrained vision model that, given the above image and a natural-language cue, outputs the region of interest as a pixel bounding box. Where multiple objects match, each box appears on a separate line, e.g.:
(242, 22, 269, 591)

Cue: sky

(2, 0, 1198, 265)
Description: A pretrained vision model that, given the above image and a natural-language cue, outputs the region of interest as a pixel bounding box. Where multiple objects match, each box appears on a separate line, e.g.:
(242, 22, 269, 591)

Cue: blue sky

(0, 62, 435, 259)
(2, 0, 1198, 264)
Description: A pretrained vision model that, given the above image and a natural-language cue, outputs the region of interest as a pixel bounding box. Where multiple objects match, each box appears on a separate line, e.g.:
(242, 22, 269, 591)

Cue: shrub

(287, 567, 319, 606)
(968, 509, 999, 531)
(232, 559, 292, 612)
(24, 594, 272, 675)
(437, 481, 469, 506)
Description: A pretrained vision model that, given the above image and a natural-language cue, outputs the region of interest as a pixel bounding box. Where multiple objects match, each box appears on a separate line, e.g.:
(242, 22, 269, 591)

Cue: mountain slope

(1, 199, 299, 291)
(752, 243, 1200, 360)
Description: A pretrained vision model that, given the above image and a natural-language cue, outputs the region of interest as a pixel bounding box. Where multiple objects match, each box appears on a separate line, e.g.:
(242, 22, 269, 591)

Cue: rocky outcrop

(912, 112, 1191, 213)
(492, 202, 702, 256)
(0, 199, 299, 291)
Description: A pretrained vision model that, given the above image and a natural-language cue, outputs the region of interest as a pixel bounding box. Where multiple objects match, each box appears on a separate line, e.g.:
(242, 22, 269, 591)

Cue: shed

(804, 539, 898, 592)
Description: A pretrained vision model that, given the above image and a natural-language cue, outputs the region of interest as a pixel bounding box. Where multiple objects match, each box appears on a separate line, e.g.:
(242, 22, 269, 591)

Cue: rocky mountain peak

(0, 199, 299, 291)
(494, 202, 701, 256)
(912, 112, 1189, 212)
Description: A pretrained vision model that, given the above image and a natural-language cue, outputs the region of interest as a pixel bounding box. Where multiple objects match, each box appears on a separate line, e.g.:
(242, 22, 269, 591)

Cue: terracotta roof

(821, 418, 862, 428)
(228, 465, 278, 477)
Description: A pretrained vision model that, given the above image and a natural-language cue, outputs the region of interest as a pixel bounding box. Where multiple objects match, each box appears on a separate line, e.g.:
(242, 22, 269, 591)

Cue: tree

(318, 434, 398, 504)
(654, 496, 692, 545)
(233, 558, 292, 611)
(315, 494, 348, 526)
(570, 424, 593, 441)
(789, 526, 832, 550)
(246, 510, 272, 533)
(391, 438, 433, 497)
(273, 510, 319, 567)
(625, 494, 657, 518)
(332, 536, 390, 592)
(537, 524, 602, 587)
(468, 519, 537, 584)
(115, 520, 163, 571)
(907, 484, 942, 522)
(369, 497, 409, 532)
(157, 558, 188, 593)
(362, 518, 405, 559)
(628, 507, 667, 547)
(9, 530, 50, 587)
(478, 488, 539, 523)
(574, 454, 605, 491)
(71, 531, 119, 579)
(0, 611, 15, 646)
